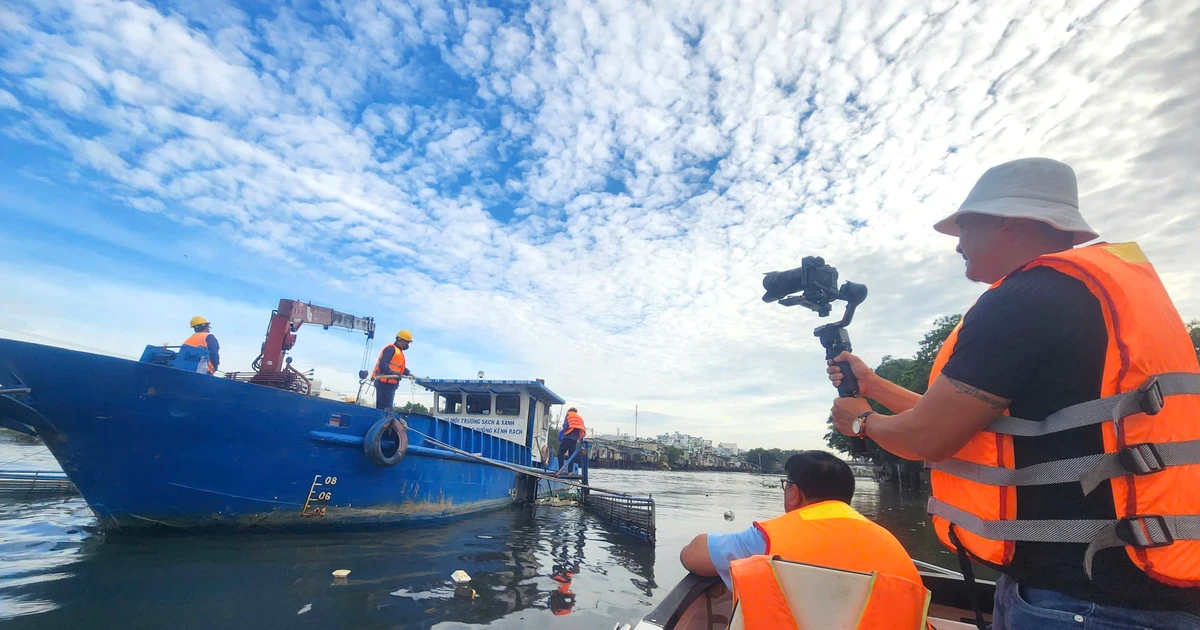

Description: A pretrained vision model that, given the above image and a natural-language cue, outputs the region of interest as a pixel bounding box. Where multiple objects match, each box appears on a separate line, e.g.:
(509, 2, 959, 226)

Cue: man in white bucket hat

(827, 158, 1200, 629)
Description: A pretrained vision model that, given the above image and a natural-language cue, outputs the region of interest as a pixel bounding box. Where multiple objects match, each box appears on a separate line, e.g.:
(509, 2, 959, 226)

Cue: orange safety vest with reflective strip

(927, 242, 1200, 586)
(372, 344, 407, 385)
(564, 411, 586, 439)
(732, 501, 929, 629)
(182, 332, 215, 374)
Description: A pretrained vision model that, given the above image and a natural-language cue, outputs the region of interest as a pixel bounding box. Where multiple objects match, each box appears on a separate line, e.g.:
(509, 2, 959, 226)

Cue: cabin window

(437, 394, 462, 414)
(495, 394, 521, 416)
(465, 394, 492, 415)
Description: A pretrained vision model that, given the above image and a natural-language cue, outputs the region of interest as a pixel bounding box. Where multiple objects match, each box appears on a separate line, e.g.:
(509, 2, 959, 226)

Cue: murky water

(0, 433, 954, 628)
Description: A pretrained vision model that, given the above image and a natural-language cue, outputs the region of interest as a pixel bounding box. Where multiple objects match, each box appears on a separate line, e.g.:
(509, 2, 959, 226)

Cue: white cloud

(0, 87, 21, 109)
(1, 0, 1198, 450)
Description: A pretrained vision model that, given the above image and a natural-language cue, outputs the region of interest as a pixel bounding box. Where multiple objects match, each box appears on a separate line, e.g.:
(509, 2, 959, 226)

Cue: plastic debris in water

(451, 569, 471, 585)
(454, 586, 477, 600)
(724, 510, 735, 521)
(297, 604, 312, 615)
(332, 569, 351, 578)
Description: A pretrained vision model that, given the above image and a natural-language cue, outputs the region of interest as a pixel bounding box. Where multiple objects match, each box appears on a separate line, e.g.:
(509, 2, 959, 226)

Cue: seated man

(680, 451, 920, 589)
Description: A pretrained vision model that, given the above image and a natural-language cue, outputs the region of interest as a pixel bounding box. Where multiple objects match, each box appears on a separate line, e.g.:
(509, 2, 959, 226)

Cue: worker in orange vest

(830, 158, 1200, 629)
(679, 451, 926, 628)
(372, 330, 413, 410)
(182, 316, 220, 374)
(556, 407, 587, 467)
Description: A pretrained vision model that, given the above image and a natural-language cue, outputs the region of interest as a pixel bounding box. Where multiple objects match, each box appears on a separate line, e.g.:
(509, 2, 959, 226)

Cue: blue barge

(0, 337, 567, 532)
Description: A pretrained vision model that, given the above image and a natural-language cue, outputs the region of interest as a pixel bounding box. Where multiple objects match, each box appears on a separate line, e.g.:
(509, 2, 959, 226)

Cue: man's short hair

(784, 450, 855, 504)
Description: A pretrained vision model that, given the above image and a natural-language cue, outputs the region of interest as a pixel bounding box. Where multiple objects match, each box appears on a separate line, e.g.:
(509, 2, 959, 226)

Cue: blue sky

(1, 0, 1198, 450)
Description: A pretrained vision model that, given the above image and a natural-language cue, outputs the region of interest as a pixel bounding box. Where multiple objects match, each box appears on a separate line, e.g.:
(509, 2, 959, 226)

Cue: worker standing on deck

(679, 451, 927, 627)
(372, 330, 413, 410)
(182, 316, 220, 374)
(830, 158, 1200, 629)
(557, 407, 587, 465)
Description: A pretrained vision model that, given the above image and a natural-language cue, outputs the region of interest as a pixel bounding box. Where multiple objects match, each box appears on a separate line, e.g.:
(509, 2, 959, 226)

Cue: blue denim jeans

(992, 575, 1200, 630)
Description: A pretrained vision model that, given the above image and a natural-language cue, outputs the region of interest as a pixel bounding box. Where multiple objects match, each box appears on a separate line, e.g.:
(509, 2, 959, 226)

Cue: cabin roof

(415, 378, 567, 405)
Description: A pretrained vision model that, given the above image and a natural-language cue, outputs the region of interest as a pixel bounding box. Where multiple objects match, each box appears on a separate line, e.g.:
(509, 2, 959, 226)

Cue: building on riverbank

(588, 435, 666, 470)
(588, 431, 749, 471)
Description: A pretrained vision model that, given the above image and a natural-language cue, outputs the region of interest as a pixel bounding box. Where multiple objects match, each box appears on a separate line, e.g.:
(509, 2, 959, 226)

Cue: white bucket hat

(934, 157, 1098, 245)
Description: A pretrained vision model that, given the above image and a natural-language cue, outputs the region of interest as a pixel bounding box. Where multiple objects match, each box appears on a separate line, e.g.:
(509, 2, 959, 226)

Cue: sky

(0, 0, 1197, 451)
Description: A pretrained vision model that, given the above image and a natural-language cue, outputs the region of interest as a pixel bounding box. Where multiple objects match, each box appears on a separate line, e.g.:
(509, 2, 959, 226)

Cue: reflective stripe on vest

(729, 555, 930, 630)
(565, 412, 586, 439)
(927, 242, 1200, 586)
(730, 556, 800, 630)
(372, 344, 406, 384)
(182, 332, 214, 374)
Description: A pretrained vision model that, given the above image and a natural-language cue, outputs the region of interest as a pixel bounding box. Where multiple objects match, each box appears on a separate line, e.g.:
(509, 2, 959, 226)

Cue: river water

(0, 433, 954, 629)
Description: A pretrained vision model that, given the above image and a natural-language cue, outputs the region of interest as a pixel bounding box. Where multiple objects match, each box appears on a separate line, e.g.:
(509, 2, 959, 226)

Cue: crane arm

(257, 299, 376, 374)
(276, 299, 375, 337)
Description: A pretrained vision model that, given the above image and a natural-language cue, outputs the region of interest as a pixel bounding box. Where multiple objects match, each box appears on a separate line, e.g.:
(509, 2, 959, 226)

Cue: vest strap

(1083, 515, 1200, 579)
(983, 373, 1200, 437)
(929, 439, 1200, 494)
(928, 497, 1200, 578)
(1079, 441, 1200, 494)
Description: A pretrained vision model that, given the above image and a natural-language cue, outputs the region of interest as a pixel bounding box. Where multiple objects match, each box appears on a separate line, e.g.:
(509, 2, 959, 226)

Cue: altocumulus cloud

(0, 0, 1197, 449)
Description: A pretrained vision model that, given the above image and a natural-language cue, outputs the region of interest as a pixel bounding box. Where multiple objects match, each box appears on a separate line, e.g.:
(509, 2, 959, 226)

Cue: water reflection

(0, 498, 657, 629)
(1, 434, 954, 629)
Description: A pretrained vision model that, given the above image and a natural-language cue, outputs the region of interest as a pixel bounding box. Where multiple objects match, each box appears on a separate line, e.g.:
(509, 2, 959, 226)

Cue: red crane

(228, 299, 375, 395)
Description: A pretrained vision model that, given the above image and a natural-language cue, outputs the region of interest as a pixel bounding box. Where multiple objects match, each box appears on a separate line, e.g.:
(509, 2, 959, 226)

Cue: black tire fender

(364, 417, 408, 466)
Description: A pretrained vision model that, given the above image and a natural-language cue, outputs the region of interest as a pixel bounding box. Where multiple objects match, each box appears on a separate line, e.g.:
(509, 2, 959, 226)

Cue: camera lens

(762, 267, 807, 302)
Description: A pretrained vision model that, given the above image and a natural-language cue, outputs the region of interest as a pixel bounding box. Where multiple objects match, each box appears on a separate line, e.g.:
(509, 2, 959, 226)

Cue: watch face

(851, 419, 862, 435)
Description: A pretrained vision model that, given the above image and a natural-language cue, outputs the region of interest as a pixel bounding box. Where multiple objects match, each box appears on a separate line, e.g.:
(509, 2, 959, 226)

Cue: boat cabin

(415, 379, 565, 465)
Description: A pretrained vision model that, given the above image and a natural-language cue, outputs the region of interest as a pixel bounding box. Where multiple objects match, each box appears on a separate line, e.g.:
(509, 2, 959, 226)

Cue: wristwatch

(851, 411, 875, 437)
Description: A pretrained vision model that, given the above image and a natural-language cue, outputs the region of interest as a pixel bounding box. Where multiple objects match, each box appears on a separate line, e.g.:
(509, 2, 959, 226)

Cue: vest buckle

(1114, 515, 1174, 549)
(1136, 376, 1164, 415)
(1117, 443, 1166, 475)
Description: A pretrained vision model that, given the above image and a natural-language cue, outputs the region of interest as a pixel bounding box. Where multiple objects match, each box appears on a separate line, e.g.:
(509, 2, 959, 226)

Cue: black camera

(761, 256, 841, 315)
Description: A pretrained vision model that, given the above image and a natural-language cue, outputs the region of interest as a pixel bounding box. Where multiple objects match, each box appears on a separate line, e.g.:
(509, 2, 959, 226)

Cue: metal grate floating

(584, 491, 655, 542)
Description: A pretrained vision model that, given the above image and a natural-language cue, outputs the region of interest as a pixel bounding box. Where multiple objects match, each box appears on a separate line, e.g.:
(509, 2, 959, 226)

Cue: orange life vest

(927, 242, 1200, 586)
(372, 344, 407, 385)
(564, 411, 586, 439)
(732, 501, 929, 629)
(182, 332, 215, 374)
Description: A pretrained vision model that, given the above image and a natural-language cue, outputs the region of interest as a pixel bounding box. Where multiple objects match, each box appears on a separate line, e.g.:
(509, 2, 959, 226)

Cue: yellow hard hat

(396, 330, 413, 342)
(190, 316, 210, 328)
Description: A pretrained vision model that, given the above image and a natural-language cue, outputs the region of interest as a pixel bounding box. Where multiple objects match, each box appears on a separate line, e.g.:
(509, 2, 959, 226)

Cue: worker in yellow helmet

(182, 316, 220, 374)
(371, 330, 413, 410)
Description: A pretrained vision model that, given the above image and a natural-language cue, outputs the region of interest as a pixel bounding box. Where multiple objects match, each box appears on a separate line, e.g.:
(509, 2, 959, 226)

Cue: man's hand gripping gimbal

(763, 256, 869, 452)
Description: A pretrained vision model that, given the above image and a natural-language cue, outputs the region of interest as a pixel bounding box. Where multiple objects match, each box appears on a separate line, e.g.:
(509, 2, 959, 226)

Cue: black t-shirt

(941, 266, 1200, 612)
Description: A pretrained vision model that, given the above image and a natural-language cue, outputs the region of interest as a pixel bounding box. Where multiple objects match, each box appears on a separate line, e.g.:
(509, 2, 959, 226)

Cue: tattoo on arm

(946, 377, 1008, 409)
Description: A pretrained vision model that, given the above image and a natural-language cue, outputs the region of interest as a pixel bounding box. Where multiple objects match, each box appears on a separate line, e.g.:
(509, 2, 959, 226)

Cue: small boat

(0, 299, 574, 532)
(619, 559, 993, 630)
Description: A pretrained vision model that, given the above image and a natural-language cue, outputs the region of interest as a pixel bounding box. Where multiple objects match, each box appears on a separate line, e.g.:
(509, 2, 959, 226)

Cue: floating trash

(332, 569, 351, 578)
(451, 570, 471, 585)
(723, 510, 735, 521)
(297, 604, 312, 615)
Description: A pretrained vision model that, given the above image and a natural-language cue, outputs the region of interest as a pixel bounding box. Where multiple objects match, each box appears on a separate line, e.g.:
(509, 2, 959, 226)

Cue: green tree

(396, 401, 430, 414)
(1188, 320, 1200, 363)
(664, 446, 684, 468)
(743, 447, 792, 474)
(824, 315, 961, 488)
